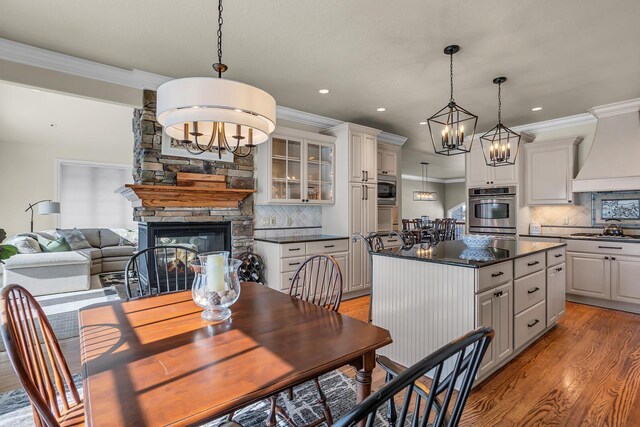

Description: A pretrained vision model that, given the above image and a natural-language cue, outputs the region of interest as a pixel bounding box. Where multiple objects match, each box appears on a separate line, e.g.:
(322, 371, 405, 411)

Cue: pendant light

(413, 162, 438, 201)
(156, 0, 276, 159)
(427, 45, 478, 156)
(480, 77, 521, 167)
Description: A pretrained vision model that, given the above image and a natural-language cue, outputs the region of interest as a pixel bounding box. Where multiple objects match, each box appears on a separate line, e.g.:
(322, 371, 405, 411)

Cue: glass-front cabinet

(257, 128, 335, 205)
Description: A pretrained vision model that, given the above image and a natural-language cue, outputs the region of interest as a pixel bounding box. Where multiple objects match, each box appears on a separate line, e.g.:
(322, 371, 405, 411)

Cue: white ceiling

(1, 0, 639, 178)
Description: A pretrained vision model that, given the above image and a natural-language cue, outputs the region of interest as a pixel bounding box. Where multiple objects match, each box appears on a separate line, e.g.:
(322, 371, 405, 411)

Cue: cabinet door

(350, 183, 365, 291)
(270, 136, 303, 203)
(547, 263, 566, 325)
(526, 145, 573, 205)
(332, 252, 349, 293)
(350, 132, 365, 182)
(566, 252, 610, 299)
(476, 289, 496, 376)
(305, 140, 334, 204)
(383, 151, 397, 176)
(466, 143, 490, 187)
(494, 281, 514, 365)
(611, 255, 640, 304)
(491, 163, 518, 185)
(376, 150, 384, 174)
(362, 184, 377, 288)
(364, 134, 378, 183)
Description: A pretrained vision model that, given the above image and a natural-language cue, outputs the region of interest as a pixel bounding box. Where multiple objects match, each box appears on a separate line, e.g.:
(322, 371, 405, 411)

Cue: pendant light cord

(217, 0, 224, 77)
(449, 53, 454, 103)
(497, 81, 502, 125)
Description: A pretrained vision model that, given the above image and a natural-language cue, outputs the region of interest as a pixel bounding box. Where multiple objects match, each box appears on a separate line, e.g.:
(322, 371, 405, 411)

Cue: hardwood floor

(338, 297, 640, 426)
(2, 296, 640, 426)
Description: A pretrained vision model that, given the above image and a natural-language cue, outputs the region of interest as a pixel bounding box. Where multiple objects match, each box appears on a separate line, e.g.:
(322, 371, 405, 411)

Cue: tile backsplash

(254, 205, 322, 229)
(529, 193, 592, 226)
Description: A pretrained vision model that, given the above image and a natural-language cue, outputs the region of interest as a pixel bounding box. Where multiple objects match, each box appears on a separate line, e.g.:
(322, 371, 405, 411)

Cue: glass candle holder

(191, 251, 241, 322)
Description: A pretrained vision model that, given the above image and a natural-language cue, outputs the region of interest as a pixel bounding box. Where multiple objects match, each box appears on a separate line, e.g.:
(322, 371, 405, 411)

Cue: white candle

(206, 254, 225, 292)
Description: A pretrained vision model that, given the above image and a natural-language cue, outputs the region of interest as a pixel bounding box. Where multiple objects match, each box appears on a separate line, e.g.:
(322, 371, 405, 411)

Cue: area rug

(0, 370, 387, 427)
(0, 280, 121, 352)
(98, 271, 135, 300)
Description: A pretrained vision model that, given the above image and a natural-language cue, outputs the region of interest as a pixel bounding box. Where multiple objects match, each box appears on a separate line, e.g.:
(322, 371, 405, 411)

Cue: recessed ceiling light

(234, 108, 243, 112)
(318, 89, 330, 94)
(419, 121, 428, 125)
(49, 123, 57, 128)
(531, 107, 543, 111)
(377, 107, 386, 112)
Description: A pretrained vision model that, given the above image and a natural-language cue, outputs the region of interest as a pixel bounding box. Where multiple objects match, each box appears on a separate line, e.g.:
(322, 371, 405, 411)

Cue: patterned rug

(0, 369, 386, 426)
(97, 271, 135, 300)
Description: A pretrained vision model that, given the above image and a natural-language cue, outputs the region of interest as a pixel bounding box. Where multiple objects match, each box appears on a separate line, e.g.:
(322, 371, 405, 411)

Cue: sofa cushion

(57, 228, 92, 250)
(100, 245, 135, 258)
(37, 235, 71, 252)
(99, 229, 122, 248)
(8, 236, 42, 254)
(76, 247, 103, 260)
(3, 251, 88, 269)
(78, 228, 101, 248)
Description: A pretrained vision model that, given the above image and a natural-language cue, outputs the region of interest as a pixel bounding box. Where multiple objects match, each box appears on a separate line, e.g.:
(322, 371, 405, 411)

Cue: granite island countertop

(520, 233, 640, 243)
(372, 240, 566, 268)
(253, 234, 349, 244)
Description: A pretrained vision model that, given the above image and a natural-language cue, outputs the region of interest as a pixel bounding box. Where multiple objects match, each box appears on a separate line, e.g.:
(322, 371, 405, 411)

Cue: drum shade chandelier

(427, 45, 477, 156)
(480, 77, 521, 167)
(413, 162, 438, 201)
(156, 0, 276, 159)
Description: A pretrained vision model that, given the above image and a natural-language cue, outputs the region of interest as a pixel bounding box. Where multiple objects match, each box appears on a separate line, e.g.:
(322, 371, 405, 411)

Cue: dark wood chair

(0, 285, 84, 427)
(124, 245, 199, 299)
(333, 327, 494, 427)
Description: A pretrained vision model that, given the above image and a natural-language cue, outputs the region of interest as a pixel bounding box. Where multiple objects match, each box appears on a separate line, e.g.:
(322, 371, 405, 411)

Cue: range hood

(572, 99, 640, 192)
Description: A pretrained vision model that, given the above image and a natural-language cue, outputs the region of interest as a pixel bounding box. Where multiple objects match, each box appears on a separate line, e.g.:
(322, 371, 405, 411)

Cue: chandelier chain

(497, 81, 502, 124)
(217, 0, 224, 66)
(449, 52, 454, 102)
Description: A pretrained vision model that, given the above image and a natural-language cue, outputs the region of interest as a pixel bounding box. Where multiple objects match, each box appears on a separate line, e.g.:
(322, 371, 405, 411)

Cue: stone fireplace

(130, 90, 254, 256)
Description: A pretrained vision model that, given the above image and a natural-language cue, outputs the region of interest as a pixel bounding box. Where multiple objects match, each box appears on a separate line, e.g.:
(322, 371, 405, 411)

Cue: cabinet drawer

(514, 300, 546, 349)
(478, 261, 513, 293)
(280, 271, 296, 291)
(306, 239, 349, 255)
(514, 270, 546, 314)
(515, 253, 546, 278)
(280, 256, 307, 273)
(566, 239, 640, 256)
(382, 235, 403, 249)
(280, 243, 306, 258)
(547, 247, 566, 267)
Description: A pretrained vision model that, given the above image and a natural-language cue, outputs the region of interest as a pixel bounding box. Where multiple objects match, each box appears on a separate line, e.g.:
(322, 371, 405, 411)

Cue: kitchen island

(372, 240, 567, 381)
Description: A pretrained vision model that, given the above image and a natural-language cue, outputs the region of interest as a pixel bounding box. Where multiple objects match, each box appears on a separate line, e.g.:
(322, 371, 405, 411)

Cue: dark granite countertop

(254, 234, 349, 244)
(520, 233, 640, 243)
(372, 240, 566, 268)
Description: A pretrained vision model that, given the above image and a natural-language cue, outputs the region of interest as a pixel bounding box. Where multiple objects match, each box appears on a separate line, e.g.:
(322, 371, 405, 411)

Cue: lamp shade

(156, 77, 277, 145)
(38, 201, 60, 215)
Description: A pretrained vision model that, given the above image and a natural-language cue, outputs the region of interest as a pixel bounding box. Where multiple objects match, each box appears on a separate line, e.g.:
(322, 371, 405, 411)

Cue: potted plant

(0, 228, 18, 263)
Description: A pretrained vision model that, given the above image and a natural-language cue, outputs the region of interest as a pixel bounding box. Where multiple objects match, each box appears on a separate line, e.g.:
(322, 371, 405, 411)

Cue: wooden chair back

(289, 255, 343, 311)
(332, 327, 495, 427)
(1, 285, 82, 427)
(125, 245, 199, 299)
(402, 218, 422, 231)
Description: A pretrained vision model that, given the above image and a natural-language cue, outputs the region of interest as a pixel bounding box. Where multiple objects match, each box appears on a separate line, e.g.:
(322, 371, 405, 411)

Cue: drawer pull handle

(554, 254, 563, 258)
(556, 267, 563, 272)
(288, 262, 300, 266)
(494, 290, 503, 297)
(288, 248, 301, 252)
(527, 319, 540, 328)
(388, 239, 398, 243)
(527, 287, 540, 294)
(324, 244, 335, 248)
(527, 261, 540, 266)
(491, 271, 504, 278)
(599, 246, 622, 250)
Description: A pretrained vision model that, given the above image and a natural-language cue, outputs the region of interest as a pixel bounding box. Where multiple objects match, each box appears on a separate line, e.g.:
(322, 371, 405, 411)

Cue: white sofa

(3, 251, 90, 296)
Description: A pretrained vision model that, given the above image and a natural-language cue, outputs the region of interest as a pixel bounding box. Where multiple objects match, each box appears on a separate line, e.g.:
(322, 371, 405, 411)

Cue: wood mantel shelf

(117, 173, 255, 208)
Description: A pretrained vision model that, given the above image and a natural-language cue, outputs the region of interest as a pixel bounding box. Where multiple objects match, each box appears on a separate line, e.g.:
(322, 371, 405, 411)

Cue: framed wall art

(592, 191, 640, 227)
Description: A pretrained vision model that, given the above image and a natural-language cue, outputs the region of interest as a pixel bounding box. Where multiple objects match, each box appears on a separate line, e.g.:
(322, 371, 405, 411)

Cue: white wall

(444, 182, 466, 212)
(401, 179, 446, 220)
(0, 82, 134, 236)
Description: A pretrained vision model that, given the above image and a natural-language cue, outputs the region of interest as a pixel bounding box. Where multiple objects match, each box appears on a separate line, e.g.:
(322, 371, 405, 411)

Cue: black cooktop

(570, 233, 640, 240)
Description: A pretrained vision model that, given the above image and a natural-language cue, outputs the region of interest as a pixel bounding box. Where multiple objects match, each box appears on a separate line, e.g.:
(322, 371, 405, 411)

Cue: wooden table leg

(350, 350, 376, 403)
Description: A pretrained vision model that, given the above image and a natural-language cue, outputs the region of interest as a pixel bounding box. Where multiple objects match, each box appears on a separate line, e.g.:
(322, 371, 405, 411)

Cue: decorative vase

(191, 251, 242, 322)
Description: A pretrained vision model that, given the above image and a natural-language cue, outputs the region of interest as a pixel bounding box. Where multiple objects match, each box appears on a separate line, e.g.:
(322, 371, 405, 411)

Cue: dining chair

(0, 284, 85, 427)
(124, 245, 199, 299)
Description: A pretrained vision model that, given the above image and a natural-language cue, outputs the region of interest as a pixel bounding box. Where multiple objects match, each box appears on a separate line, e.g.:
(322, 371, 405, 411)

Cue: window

(58, 161, 134, 229)
(447, 202, 466, 222)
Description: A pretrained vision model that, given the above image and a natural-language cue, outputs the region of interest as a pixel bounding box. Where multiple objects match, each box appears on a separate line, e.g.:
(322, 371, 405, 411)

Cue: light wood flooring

(2, 296, 640, 425)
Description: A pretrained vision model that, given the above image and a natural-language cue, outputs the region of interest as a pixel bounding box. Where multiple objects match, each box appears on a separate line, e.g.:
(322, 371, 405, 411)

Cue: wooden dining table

(79, 282, 392, 426)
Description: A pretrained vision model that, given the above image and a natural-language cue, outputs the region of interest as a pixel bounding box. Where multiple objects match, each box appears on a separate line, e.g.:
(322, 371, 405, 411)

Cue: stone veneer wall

(131, 90, 254, 255)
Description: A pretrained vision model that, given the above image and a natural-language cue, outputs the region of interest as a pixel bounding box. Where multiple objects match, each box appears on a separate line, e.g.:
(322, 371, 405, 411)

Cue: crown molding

(588, 98, 640, 118)
(276, 105, 341, 128)
(401, 174, 465, 184)
(378, 132, 408, 146)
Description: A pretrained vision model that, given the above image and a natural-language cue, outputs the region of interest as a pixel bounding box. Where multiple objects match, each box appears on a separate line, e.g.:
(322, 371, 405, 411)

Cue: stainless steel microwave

(377, 175, 397, 205)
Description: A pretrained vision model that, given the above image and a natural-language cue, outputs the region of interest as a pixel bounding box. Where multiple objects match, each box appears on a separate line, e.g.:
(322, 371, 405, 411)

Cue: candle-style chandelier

(427, 45, 478, 156)
(156, 0, 276, 159)
(413, 162, 438, 201)
(480, 77, 521, 167)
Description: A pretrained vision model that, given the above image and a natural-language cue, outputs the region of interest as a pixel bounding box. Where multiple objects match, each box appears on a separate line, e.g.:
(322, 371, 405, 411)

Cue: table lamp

(25, 200, 61, 232)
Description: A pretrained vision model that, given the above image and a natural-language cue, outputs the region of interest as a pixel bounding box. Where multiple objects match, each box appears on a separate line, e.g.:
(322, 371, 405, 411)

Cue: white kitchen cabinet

(476, 281, 513, 377)
(611, 255, 640, 304)
(524, 137, 580, 205)
(350, 183, 377, 291)
(547, 263, 566, 325)
(378, 206, 394, 233)
(349, 132, 377, 183)
(377, 147, 397, 176)
(566, 251, 610, 298)
(255, 127, 336, 205)
(466, 142, 518, 187)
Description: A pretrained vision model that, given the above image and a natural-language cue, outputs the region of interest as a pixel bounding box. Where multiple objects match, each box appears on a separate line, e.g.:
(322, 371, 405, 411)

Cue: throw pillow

(37, 235, 71, 252)
(56, 228, 92, 250)
(118, 236, 134, 246)
(10, 236, 42, 254)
